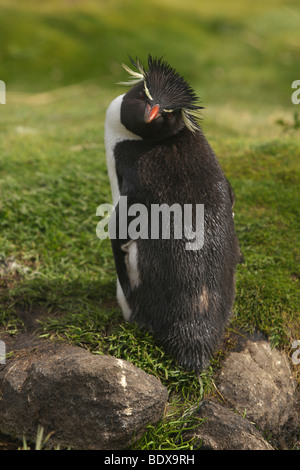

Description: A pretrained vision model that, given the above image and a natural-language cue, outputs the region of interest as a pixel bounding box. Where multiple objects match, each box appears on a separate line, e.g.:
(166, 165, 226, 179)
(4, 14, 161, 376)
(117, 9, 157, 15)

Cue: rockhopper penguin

(104, 55, 242, 371)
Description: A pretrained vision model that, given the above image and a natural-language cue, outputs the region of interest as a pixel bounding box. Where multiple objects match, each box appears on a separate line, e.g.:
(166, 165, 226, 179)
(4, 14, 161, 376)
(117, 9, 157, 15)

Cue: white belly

(104, 94, 142, 321)
(104, 94, 141, 206)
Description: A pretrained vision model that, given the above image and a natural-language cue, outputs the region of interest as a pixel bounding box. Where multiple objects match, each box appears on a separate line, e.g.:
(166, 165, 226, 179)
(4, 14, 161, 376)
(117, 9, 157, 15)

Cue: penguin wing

(110, 201, 133, 300)
(224, 178, 244, 264)
(225, 176, 235, 209)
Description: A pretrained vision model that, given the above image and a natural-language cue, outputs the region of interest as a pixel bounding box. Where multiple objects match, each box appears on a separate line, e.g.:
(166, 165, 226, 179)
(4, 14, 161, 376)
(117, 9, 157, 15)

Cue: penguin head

(120, 55, 203, 141)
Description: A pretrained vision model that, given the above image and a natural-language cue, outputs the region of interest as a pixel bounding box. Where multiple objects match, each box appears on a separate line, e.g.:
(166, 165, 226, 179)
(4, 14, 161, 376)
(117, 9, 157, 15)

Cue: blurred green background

(0, 0, 299, 355)
(1, 0, 300, 106)
(0, 0, 299, 449)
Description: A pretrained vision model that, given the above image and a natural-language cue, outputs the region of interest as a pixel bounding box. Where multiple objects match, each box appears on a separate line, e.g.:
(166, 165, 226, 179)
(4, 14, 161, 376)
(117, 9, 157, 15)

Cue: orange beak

(145, 104, 160, 123)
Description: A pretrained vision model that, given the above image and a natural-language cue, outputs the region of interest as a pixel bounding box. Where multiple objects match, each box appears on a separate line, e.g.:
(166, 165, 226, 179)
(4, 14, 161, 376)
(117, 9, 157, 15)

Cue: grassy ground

(0, 0, 299, 449)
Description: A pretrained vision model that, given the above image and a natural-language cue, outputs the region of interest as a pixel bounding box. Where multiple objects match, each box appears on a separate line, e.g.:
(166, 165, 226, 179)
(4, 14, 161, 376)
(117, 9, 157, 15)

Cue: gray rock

(217, 338, 299, 449)
(0, 336, 168, 449)
(184, 400, 274, 450)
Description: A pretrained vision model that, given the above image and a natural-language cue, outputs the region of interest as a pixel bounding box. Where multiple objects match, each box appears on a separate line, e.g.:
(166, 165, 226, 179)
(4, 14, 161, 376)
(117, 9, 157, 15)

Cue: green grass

(0, 0, 299, 450)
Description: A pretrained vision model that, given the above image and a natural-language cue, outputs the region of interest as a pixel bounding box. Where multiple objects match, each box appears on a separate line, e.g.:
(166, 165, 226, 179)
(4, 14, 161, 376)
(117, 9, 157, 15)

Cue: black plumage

(105, 55, 242, 371)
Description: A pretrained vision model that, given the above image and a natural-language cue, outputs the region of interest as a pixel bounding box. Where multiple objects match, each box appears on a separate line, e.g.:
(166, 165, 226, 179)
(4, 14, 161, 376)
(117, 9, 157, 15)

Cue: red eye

(139, 91, 144, 99)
